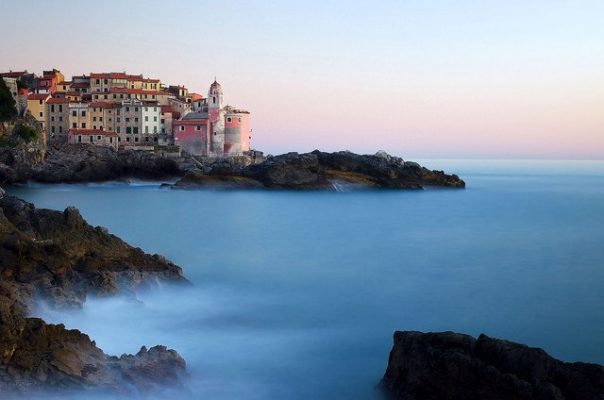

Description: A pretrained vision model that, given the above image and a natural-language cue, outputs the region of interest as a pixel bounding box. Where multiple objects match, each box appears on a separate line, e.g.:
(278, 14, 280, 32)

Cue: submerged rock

(382, 331, 604, 400)
(0, 194, 187, 394)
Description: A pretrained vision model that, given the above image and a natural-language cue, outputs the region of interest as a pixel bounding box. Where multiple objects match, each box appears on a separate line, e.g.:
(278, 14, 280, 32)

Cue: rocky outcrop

(0, 194, 187, 394)
(382, 331, 604, 400)
(174, 150, 465, 190)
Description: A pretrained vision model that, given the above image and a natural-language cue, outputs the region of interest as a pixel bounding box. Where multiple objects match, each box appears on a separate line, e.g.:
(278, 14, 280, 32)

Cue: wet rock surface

(0, 194, 187, 395)
(382, 331, 604, 400)
(174, 150, 465, 190)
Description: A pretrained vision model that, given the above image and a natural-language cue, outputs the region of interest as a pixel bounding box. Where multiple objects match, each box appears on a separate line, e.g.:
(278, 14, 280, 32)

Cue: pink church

(174, 80, 250, 156)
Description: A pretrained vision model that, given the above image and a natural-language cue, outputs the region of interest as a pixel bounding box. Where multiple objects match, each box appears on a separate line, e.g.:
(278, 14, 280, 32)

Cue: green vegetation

(0, 78, 18, 122)
(16, 79, 27, 90)
(16, 125, 38, 142)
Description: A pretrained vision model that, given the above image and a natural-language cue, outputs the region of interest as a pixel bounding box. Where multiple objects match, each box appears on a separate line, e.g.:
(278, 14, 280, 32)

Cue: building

(27, 93, 51, 131)
(173, 112, 210, 155)
(34, 69, 64, 94)
(68, 102, 90, 130)
(115, 99, 161, 147)
(68, 129, 118, 149)
(159, 106, 179, 145)
(174, 80, 251, 156)
(46, 97, 70, 142)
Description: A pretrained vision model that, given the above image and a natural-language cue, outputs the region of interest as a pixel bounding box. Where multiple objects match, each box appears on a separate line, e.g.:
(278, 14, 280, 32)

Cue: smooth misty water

(7, 159, 604, 400)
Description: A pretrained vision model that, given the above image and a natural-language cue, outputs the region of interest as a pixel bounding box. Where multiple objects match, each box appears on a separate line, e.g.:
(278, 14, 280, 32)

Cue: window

(59, 116, 62, 121)
(89, 136, 93, 143)
(134, 107, 138, 112)
(93, 125, 96, 130)
(161, 118, 165, 124)
(133, 127, 138, 134)
(93, 108, 97, 112)
(126, 127, 131, 134)
(134, 118, 138, 122)
(39, 100, 43, 105)
(81, 110, 86, 117)
(117, 117, 121, 122)
(145, 137, 149, 142)
(145, 126, 149, 133)
(179, 126, 185, 131)
(59, 105, 62, 112)
(97, 135, 101, 140)
(154, 137, 158, 142)
(51, 105, 55, 112)
(93, 117, 97, 121)
(96, 79, 100, 84)
(104, 79, 108, 84)
(51, 126, 55, 133)
(195, 125, 201, 131)
(153, 126, 157, 133)
(153, 116, 157, 122)
(126, 107, 130, 112)
(126, 137, 130, 142)
(110, 137, 113, 143)
(145, 116, 148, 122)
(213, 131, 216, 136)
(78, 135, 82, 143)
(103, 94, 107, 99)
(72, 123, 77, 128)
(72, 110, 77, 117)
(51, 116, 55, 122)
(227, 117, 231, 123)
(81, 123, 86, 128)
(39, 112, 43, 117)
(238, 118, 242, 122)
(135, 137, 139, 142)
(117, 126, 120, 133)
(125, 118, 130, 122)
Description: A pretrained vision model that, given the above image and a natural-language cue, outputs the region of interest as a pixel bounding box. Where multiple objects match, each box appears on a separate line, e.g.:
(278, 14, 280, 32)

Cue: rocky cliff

(382, 331, 604, 400)
(174, 150, 465, 190)
(0, 191, 187, 395)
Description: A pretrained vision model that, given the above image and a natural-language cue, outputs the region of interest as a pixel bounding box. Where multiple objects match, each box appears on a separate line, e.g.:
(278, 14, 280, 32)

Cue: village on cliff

(1, 68, 254, 157)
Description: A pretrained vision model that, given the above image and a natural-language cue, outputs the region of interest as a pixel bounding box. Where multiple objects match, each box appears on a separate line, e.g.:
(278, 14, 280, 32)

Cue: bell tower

(208, 79, 225, 155)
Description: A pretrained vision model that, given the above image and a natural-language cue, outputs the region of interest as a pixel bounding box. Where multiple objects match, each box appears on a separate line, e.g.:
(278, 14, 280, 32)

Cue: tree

(0, 78, 18, 122)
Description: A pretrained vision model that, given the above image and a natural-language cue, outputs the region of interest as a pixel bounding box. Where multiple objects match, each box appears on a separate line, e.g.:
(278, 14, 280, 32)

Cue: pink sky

(1, 0, 602, 159)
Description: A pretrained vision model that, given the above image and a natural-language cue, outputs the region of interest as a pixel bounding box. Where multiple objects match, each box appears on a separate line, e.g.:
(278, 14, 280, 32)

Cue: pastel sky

(1, 0, 603, 159)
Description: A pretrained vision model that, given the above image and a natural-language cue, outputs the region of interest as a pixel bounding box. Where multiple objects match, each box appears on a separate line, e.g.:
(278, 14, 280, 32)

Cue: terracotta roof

(89, 101, 120, 108)
(69, 129, 118, 137)
(70, 82, 89, 88)
(1, 71, 26, 78)
(65, 91, 83, 97)
(47, 97, 69, 104)
(93, 88, 167, 96)
(188, 93, 203, 101)
(89, 73, 158, 82)
(27, 93, 50, 101)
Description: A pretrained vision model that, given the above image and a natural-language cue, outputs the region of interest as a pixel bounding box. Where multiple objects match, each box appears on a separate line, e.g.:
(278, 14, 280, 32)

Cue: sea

(7, 159, 604, 400)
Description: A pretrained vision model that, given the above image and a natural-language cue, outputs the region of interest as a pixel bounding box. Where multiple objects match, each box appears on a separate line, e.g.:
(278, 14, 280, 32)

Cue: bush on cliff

(0, 78, 18, 122)
(16, 124, 38, 142)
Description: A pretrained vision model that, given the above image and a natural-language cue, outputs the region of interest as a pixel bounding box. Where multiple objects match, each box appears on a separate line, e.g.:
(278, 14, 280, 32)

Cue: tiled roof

(1, 71, 26, 78)
(69, 129, 118, 137)
(89, 101, 120, 108)
(27, 93, 50, 101)
(47, 97, 70, 104)
(188, 93, 203, 101)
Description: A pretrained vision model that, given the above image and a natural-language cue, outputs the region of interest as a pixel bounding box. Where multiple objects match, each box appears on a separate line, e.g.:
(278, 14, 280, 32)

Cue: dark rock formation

(174, 150, 465, 190)
(0, 194, 187, 394)
(382, 331, 604, 400)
